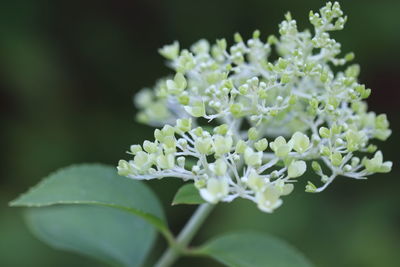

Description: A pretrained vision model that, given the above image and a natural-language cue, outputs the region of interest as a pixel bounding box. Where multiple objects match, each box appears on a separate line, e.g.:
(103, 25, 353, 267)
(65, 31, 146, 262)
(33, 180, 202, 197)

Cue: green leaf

(10, 164, 167, 232)
(25, 205, 155, 267)
(195, 231, 313, 267)
(172, 183, 205, 205)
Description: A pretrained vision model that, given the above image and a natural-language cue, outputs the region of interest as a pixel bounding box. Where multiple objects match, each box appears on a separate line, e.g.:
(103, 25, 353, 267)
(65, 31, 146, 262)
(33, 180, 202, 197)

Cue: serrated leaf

(172, 183, 205, 205)
(25, 205, 154, 267)
(195, 231, 313, 267)
(10, 164, 167, 232)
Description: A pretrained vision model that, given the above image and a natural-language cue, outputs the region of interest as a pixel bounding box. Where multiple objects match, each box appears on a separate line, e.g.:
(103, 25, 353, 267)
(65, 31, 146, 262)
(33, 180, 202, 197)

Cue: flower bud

(129, 145, 142, 155)
(288, 160, 307, 178)
(176, 118, 192, 133)
(290, 132, 310, 153)
(200, 178, 229, 203)
(248, 127, 259, 140)
(254, 138, 269, 151)
(244, 147, 263, 166)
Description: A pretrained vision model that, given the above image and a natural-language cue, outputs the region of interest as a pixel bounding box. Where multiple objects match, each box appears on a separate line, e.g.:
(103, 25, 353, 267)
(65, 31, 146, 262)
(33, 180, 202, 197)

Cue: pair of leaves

(11, 164, 313, 267)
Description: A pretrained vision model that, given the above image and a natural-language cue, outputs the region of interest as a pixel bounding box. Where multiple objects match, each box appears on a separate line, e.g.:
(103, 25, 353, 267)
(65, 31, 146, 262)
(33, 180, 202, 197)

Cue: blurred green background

(1, 0, 399, 266)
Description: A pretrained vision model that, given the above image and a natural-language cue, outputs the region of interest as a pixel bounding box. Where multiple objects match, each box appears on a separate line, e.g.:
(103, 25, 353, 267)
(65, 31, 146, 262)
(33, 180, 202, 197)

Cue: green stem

(154, 203, 215, 267)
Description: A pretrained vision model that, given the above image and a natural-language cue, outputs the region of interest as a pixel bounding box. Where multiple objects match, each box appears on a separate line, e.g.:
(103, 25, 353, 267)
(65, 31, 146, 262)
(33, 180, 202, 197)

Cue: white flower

(256, 186, 283, 213)
(119, 2, 392, 213)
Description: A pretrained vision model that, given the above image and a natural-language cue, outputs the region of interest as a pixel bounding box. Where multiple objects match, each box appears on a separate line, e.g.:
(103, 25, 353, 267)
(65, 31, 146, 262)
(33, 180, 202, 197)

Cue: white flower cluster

(118, 2, 392, 213)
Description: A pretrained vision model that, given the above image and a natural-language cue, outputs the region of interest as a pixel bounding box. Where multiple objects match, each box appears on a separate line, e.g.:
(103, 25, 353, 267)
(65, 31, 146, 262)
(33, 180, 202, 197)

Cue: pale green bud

(320, 69, 329, 82)
(143, 141, 158, 154)
(212, 158, 228, 176)
(134, 89, 153, 109)
(343, 164, 352, 172)
(281, 73, 291, 83)
(367, 144, 377, 153)
(246, 169, 265, 191)
(176, 118, 192, 133)
(117, 160, 132, 176)
(162, 125, 175, 136)
(234, 32, 243, 43)
(244, 147, 263, 166)
(235, 140, 247, 154)
(311, 161, 322, 173)
(320, 146, 331, 157)
(214, 124, 229, 135)
(252, 29, 260, 39)
(288, 160, 307, 178)
(275, 180, 294, 196)
(133, 151, 152, 173)
(277, 58, 289, 69)
(191, 39, 210, 54)
(129, 145, 142, 155)
(195, 178, 206, 189)
(177, 156, 185, 168)
(331, 123, 342, 135)
(216, 38, 227, 50)
(200, 178, 229, 203)
(158, 41, 179, 60)
(270, 136, 292, 157)
(305, 181, 317, 193)
(270, 170, 279, 179)
(185, 101, 205, 117)
(192, 127, 203, 137)
(319, 127, 330, 138)
(254, 138, 269, 151)
(177, 50, 195, 72)
(214, 135, 233, 156)
(364, 151, 392, 173)
(248, 127, 259, 140)
(309, 98, 319, 109)
(162, 136, 176, 150)
(178, 93, 190, 105)
(281, 183, 294, 195)
(345, 64, 359, 77)
(166, 73, 187, 94)
(351, 157, 360, 167)
(195, 136, 213, 155)
(157, 153, 175, 169)
(177, 138, 187, 149)
(230, 103, 243, 117)
(290, 132, 310, 153)
(154, 129, 164, 142)
(330, 152, 343, 166)
(376, 114, 389, 129)
(374, 129, 392, 141)
(267, 34, 278, 45)
(345, 130, 364, 152)
(256, 186, 282, 213)
(239, 84, 249, 95)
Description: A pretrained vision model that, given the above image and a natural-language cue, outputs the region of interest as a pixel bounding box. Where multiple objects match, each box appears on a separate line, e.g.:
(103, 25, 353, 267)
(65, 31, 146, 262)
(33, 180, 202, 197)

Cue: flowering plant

(11, 2, 391, 266)
(119, 1, 391, 213)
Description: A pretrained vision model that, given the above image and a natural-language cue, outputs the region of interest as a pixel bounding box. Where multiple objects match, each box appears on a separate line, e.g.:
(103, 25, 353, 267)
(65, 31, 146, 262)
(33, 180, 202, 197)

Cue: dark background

(1, 0, 399, 266)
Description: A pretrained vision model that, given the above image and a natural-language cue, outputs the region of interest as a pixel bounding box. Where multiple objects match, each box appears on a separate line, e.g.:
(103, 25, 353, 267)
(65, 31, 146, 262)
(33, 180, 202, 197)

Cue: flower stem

(154, 203, 215, 267)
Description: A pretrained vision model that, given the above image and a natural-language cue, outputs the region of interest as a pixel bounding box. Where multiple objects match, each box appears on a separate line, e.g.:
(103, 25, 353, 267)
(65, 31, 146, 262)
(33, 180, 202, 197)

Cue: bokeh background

(1, 0, 399, 266)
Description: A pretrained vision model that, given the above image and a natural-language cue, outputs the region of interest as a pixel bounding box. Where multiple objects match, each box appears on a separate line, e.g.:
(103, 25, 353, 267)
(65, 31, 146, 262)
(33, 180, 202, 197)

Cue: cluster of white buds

(119, 2, 392, 213)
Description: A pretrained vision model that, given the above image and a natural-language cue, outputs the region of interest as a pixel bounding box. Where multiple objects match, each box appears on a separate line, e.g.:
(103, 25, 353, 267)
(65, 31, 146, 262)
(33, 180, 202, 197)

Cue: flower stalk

(155, 203, 215, 267)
